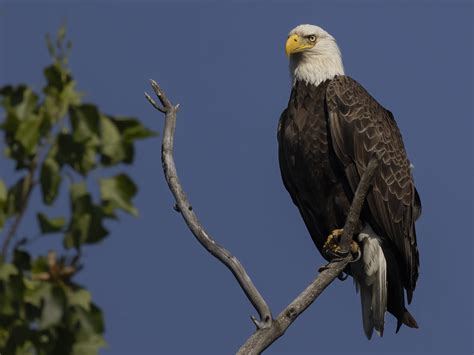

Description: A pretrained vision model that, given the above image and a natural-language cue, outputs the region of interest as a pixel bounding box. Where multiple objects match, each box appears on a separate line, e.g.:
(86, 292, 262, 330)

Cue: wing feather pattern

(326, 76, 420, 299)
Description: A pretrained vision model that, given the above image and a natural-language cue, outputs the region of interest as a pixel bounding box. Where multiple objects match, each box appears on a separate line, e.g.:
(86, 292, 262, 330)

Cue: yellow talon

(350, 240, 360, 255)
(331, 229, 344, 237)
(323, 228, 360, 261)
(323, 229, 344, 257)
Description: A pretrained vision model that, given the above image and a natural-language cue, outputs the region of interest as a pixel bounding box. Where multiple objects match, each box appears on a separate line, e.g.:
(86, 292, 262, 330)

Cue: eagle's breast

(279, 79, 350, 251)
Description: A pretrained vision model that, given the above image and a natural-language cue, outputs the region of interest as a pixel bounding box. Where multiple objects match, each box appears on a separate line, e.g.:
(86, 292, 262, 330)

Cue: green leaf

(110, 116, 157, 141)
(43, 64, 66, 92)
(60, 80, 81, 107)
(70, 182, 87, 201)
(64, 214, 90, 249)
(67, 304, 106, 354)
(0, 86, 42, 166)
(0, 328, 9, 349)
(66, 288, 91, 311)
(16, 89, 38, 121)
(0, 282, 20, 316)
(6, 178, 29, 216)
(66, 208, 108, 248)
(71, 334, 106, 355)
(0, 263, 18, 281)
(99, 116, 156, 166)
(13, 249, 31, 271)
(55, 133, 96, 175)
(70, 104, 100, 145)
(99, 115, 128, 166)
(40, 157, 62, 205)
(0, 86, 39, 121)
(24, 281, 46, 308)
(15, 116, 42, 154)
(37, 213, 66, 234)
(12, 340, 35, 355)
(42, 81, 81, 124)
(43, 63, 80, 121)
(31, 255, 49, 275)
(100, 174, 138, 216)
(65, 183, 109, 248)
(75, 303, 104, 334)
(80, 144, 97, 174)
(38, 285, 66, 329)
(0, 180, 7, 202)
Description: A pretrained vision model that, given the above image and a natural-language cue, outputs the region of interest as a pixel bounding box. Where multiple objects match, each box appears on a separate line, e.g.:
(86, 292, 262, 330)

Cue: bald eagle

(278, 24, 421, 339)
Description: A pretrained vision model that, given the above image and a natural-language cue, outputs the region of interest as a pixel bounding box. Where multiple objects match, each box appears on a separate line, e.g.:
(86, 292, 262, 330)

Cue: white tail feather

(352, 225, 387, 339)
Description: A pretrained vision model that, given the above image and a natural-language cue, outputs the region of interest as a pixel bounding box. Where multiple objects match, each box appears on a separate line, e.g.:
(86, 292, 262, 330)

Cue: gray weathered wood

(145, 80, 272, 329)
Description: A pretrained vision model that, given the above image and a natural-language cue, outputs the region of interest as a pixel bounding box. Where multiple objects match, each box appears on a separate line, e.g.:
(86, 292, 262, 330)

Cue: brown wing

(326, 76, 421, 300)
(277, 107, 327, 252)
(277, 109, 299, 206)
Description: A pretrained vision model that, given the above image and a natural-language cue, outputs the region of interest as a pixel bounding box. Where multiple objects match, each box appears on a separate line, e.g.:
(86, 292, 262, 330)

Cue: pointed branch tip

(148, 79, 172, 109)
(250, 315, 272, 330)
(144, 91, 166, 113)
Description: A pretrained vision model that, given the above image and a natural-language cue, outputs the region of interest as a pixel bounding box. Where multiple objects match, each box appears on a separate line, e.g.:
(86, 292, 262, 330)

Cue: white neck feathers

(289, 39, 344, 87)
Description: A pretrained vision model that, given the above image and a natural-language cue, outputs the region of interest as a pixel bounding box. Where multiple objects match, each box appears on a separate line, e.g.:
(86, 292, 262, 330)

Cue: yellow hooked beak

(285, 34, 314, 56)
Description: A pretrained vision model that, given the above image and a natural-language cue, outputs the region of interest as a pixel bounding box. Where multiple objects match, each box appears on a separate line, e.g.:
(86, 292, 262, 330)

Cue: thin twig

(146, 80, 273, 329)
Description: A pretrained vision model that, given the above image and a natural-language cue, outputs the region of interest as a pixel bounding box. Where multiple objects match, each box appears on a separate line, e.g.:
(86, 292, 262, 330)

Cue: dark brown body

(278, 80, 351, 252)
(278, 76, 421, 330)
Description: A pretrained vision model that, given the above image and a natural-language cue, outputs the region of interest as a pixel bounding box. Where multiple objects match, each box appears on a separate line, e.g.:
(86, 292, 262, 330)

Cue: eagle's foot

(323, 229, 345, 259)
(349, 239, 361, 262)
(323, 228, 361, 262)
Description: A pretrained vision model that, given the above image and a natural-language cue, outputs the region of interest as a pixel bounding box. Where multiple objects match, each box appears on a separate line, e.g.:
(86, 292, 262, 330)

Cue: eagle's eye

(308, 35, 317, 43)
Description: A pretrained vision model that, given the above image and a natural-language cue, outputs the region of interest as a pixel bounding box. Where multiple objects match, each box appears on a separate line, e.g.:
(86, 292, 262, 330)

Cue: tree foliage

(0, 27, 156, 354)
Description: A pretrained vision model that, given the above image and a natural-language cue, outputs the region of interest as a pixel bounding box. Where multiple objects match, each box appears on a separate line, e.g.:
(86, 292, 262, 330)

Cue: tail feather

(371, 252, 386, 336)
(396, 310, 419, 333)
(384, 248, 419, 334)
(359, 282, 374, 339)
(352, 226, 387, 340)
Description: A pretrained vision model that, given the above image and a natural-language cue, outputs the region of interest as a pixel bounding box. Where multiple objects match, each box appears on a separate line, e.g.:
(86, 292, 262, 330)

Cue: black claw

(337, 272, 348, 281)
(349, 248, 361, 263)
(323, 247, 350, 261)
(318, 261, 333, 272)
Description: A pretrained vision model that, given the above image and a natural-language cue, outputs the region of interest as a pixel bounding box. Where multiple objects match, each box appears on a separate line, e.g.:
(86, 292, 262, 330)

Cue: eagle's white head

(286, 24, 344, 87)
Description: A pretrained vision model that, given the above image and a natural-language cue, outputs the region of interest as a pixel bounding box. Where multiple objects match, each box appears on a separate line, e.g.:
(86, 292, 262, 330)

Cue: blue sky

(0, 1, 472, 354)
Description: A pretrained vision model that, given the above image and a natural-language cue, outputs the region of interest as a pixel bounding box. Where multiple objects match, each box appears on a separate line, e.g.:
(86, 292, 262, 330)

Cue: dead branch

(145, 80, 272, 329)
(145, 80, 379, 354)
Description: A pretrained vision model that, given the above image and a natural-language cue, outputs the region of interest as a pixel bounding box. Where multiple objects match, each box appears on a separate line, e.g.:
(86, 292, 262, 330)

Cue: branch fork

(144, 80, 174, 114)
(145, 80, 380, 354)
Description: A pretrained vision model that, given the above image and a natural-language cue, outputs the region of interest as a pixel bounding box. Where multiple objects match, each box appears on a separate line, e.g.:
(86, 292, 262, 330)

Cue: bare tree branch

(338, 157, 380, 255)
(145, 80, 272, 329)
(237, 258, 349, 354)
(237, 157, 380, 354)
(146, 80, 380, 354)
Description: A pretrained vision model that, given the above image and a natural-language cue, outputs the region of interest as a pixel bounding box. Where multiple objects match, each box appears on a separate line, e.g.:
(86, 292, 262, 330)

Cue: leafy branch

(145, 80, 380, 354)
(1, 157, 37, 258)
(0, 26, 156, 354)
